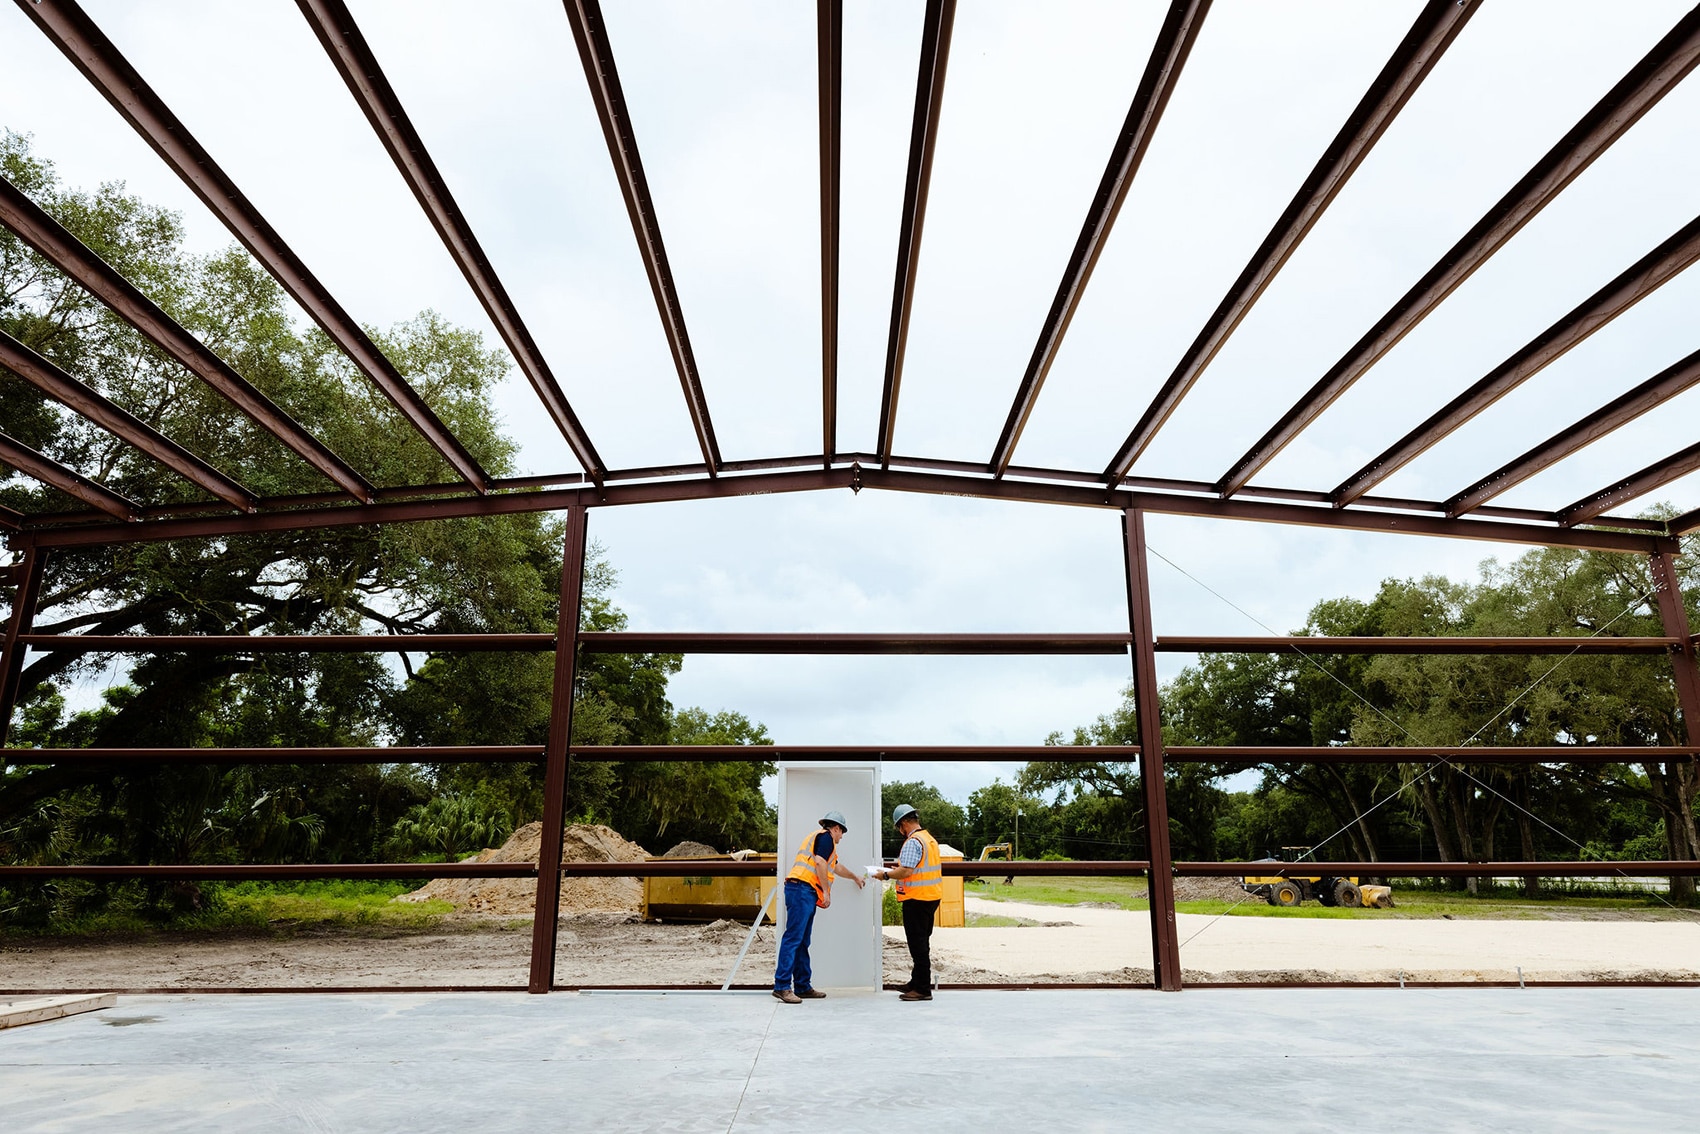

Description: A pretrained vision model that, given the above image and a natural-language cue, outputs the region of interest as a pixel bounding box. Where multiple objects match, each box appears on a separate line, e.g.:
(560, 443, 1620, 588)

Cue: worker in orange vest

(873, 803, 942, 1001)
(773, 809, 867, 1004)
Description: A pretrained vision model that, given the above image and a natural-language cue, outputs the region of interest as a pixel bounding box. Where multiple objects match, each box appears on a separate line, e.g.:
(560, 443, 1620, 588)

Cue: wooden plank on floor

(0, 993, 116, 1029)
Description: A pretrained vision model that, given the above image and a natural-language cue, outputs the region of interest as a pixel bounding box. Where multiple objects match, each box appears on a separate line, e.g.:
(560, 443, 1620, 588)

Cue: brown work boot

(898, 989, 931, 1002)
(795, 988, 826, 999)
(772, 989, 802, 1004)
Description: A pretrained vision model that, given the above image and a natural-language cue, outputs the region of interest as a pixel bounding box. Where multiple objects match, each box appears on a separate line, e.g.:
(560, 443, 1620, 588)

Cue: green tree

(879, 780, 966, 858)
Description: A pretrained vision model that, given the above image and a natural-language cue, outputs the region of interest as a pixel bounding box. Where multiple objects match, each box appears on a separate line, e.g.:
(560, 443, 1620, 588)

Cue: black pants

(900, 898, 940, 993)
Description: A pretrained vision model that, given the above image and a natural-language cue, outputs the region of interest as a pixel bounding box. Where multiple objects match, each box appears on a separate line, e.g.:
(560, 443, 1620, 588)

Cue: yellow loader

(1240, 847, 1394, 909)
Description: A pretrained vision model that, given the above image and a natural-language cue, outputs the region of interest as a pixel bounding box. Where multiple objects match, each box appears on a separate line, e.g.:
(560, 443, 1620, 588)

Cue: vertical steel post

(0, 548, 47, 747)
(1122, 508, 1182, 990)
(528, 507, 589, 994)
(1650, 549, 1700, 737)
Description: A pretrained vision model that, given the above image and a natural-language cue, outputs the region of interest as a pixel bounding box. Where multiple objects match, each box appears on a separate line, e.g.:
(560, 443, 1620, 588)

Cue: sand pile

(397, 822, 650, 916)
(661, 840, 720, 858)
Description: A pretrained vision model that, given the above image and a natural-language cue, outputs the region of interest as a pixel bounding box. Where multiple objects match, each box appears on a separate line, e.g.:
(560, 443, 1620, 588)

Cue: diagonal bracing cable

(1142, 546, 1698, 949)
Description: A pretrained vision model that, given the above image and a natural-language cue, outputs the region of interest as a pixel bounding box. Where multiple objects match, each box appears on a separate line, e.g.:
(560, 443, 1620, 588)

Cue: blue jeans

(773, 879, 819, 992)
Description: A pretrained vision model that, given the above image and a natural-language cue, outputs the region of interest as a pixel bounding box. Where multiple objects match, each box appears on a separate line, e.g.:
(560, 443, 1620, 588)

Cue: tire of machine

(1333, 881, 1362, 909)
(1271, 881, 1302, 907)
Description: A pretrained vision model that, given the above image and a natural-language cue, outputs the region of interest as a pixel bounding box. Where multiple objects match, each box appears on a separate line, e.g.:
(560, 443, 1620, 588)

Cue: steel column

(0, 548, 46, 745)
(297, 0, 605, 484)
(1122, 507, 1181, 990)
(18, 0, 492, 492)
(818, 0, 842, 465)
(990, 0, 1210, 476)
(529, 505, 589, 994)
(562, 0, 720, 473)
(1335, 213, 1700, 505)
(1650, 549, 1700, 740)
(1104, 0, 1478, 482)
(876, 0, 954, 467)
(1216, 6, 1700, 497)
(1448, 346, 1700, 517)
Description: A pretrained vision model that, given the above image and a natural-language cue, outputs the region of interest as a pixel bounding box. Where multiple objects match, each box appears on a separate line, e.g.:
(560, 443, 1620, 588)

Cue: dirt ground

(6, 898, 1698, 990)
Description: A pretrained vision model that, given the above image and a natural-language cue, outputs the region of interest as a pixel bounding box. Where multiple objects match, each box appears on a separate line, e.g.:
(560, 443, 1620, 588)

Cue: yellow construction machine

(966, 843, 1013, 884)
(1240, 847, 1394, 909)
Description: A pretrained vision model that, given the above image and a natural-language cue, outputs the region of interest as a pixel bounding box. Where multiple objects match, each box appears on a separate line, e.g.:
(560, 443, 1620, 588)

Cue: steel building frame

(3, 0, 1700, 994)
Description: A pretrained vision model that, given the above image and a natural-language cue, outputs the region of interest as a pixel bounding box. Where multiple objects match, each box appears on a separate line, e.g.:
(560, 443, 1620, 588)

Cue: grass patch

(964, 876, 1692, 920)
(1, 879, 453, 938)
(964, 912, 1032, 928)
(221, 880, 453, 929)
(965, 876, 1148, 911)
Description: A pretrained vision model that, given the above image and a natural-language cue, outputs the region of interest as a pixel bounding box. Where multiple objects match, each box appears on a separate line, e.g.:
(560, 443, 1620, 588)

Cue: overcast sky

(4, 1, 1698, 804)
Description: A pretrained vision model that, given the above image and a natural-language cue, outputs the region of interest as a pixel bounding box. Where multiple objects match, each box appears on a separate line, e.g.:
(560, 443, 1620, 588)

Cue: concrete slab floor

(0, 987, 1692, 1133)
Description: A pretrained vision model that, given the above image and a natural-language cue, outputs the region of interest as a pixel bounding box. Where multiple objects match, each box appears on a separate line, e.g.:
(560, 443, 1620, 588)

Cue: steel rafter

(1448, 346, 1700, 517)
(875, 0, 954, 467)
(0, 431, 137, 520)
(1674, 505, 1700, 535)
(0, 176, 374, 502)
(0, 329, 256, 512)
(1164, 745, 1700, 764)
(18, 0, 492, 493)
(0, 547, 46, 745)
(1335, 214, 1700, 506)
(296, 0, 606, 483)
(8, 465, 1679, 554)
(988, 0, 1210, 477)
(818, 0, 842, 464)
(562, 0, 720, 473)
(1560, 440, 1700, 526)
(1216, 6, 1700, 498)
(1103, 0, 1479, 482)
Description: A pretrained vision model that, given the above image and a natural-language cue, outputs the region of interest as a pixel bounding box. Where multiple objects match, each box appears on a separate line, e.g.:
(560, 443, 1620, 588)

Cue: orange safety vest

(895, 828, 942, 902)
(786, 830, 838, 906)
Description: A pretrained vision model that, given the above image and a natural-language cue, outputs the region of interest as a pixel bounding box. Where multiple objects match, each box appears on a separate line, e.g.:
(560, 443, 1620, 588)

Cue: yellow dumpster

(642, 853, 778, 923)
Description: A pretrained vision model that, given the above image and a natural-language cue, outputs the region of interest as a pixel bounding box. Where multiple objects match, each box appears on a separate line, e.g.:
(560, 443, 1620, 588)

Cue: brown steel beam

(1675, 506, 1700, 535)
(876, 0, 954, 467)
(1559, 440, 1700, 526)
(852, 467, 1679, 554)
(562, 0, 719, 472)
(11, 464, 1681, 554)
(8, 746, 542, 764)
(19, 0, 492, 493)
(0, 176, 374, 502)
(576, 631, 1132, 654)
(0, 432, 137, 520)
(1216, 6, 1700, 498)
(1154, 635, 1679, 655)
(23, 742, 1685, 766)
(4, 451, 1667, 534)
(9, 743, 1135, 764)
(17, 633, 554, 654)
(530, 505, 588, 994)
(1124, 507, 1180, 990)
(0, 548, 46, 745)
(1448, 346, 1700, 517)
(0, 865, 530, 882)
(1166, 745, 1699, 764)
(297, 0, 605, 483)
(0, 507, 20, 531)
(1179, 860, 1700, 878)
(1649, 549, 1700, 740)
(1103, 0, 1477, 482)
(0, 329, 256, 511)
(573, 744, 1141, 760)
(818, 0, 842, 465)
(990, 0, 1210, 476)
(1335, 215, 1700, 505)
